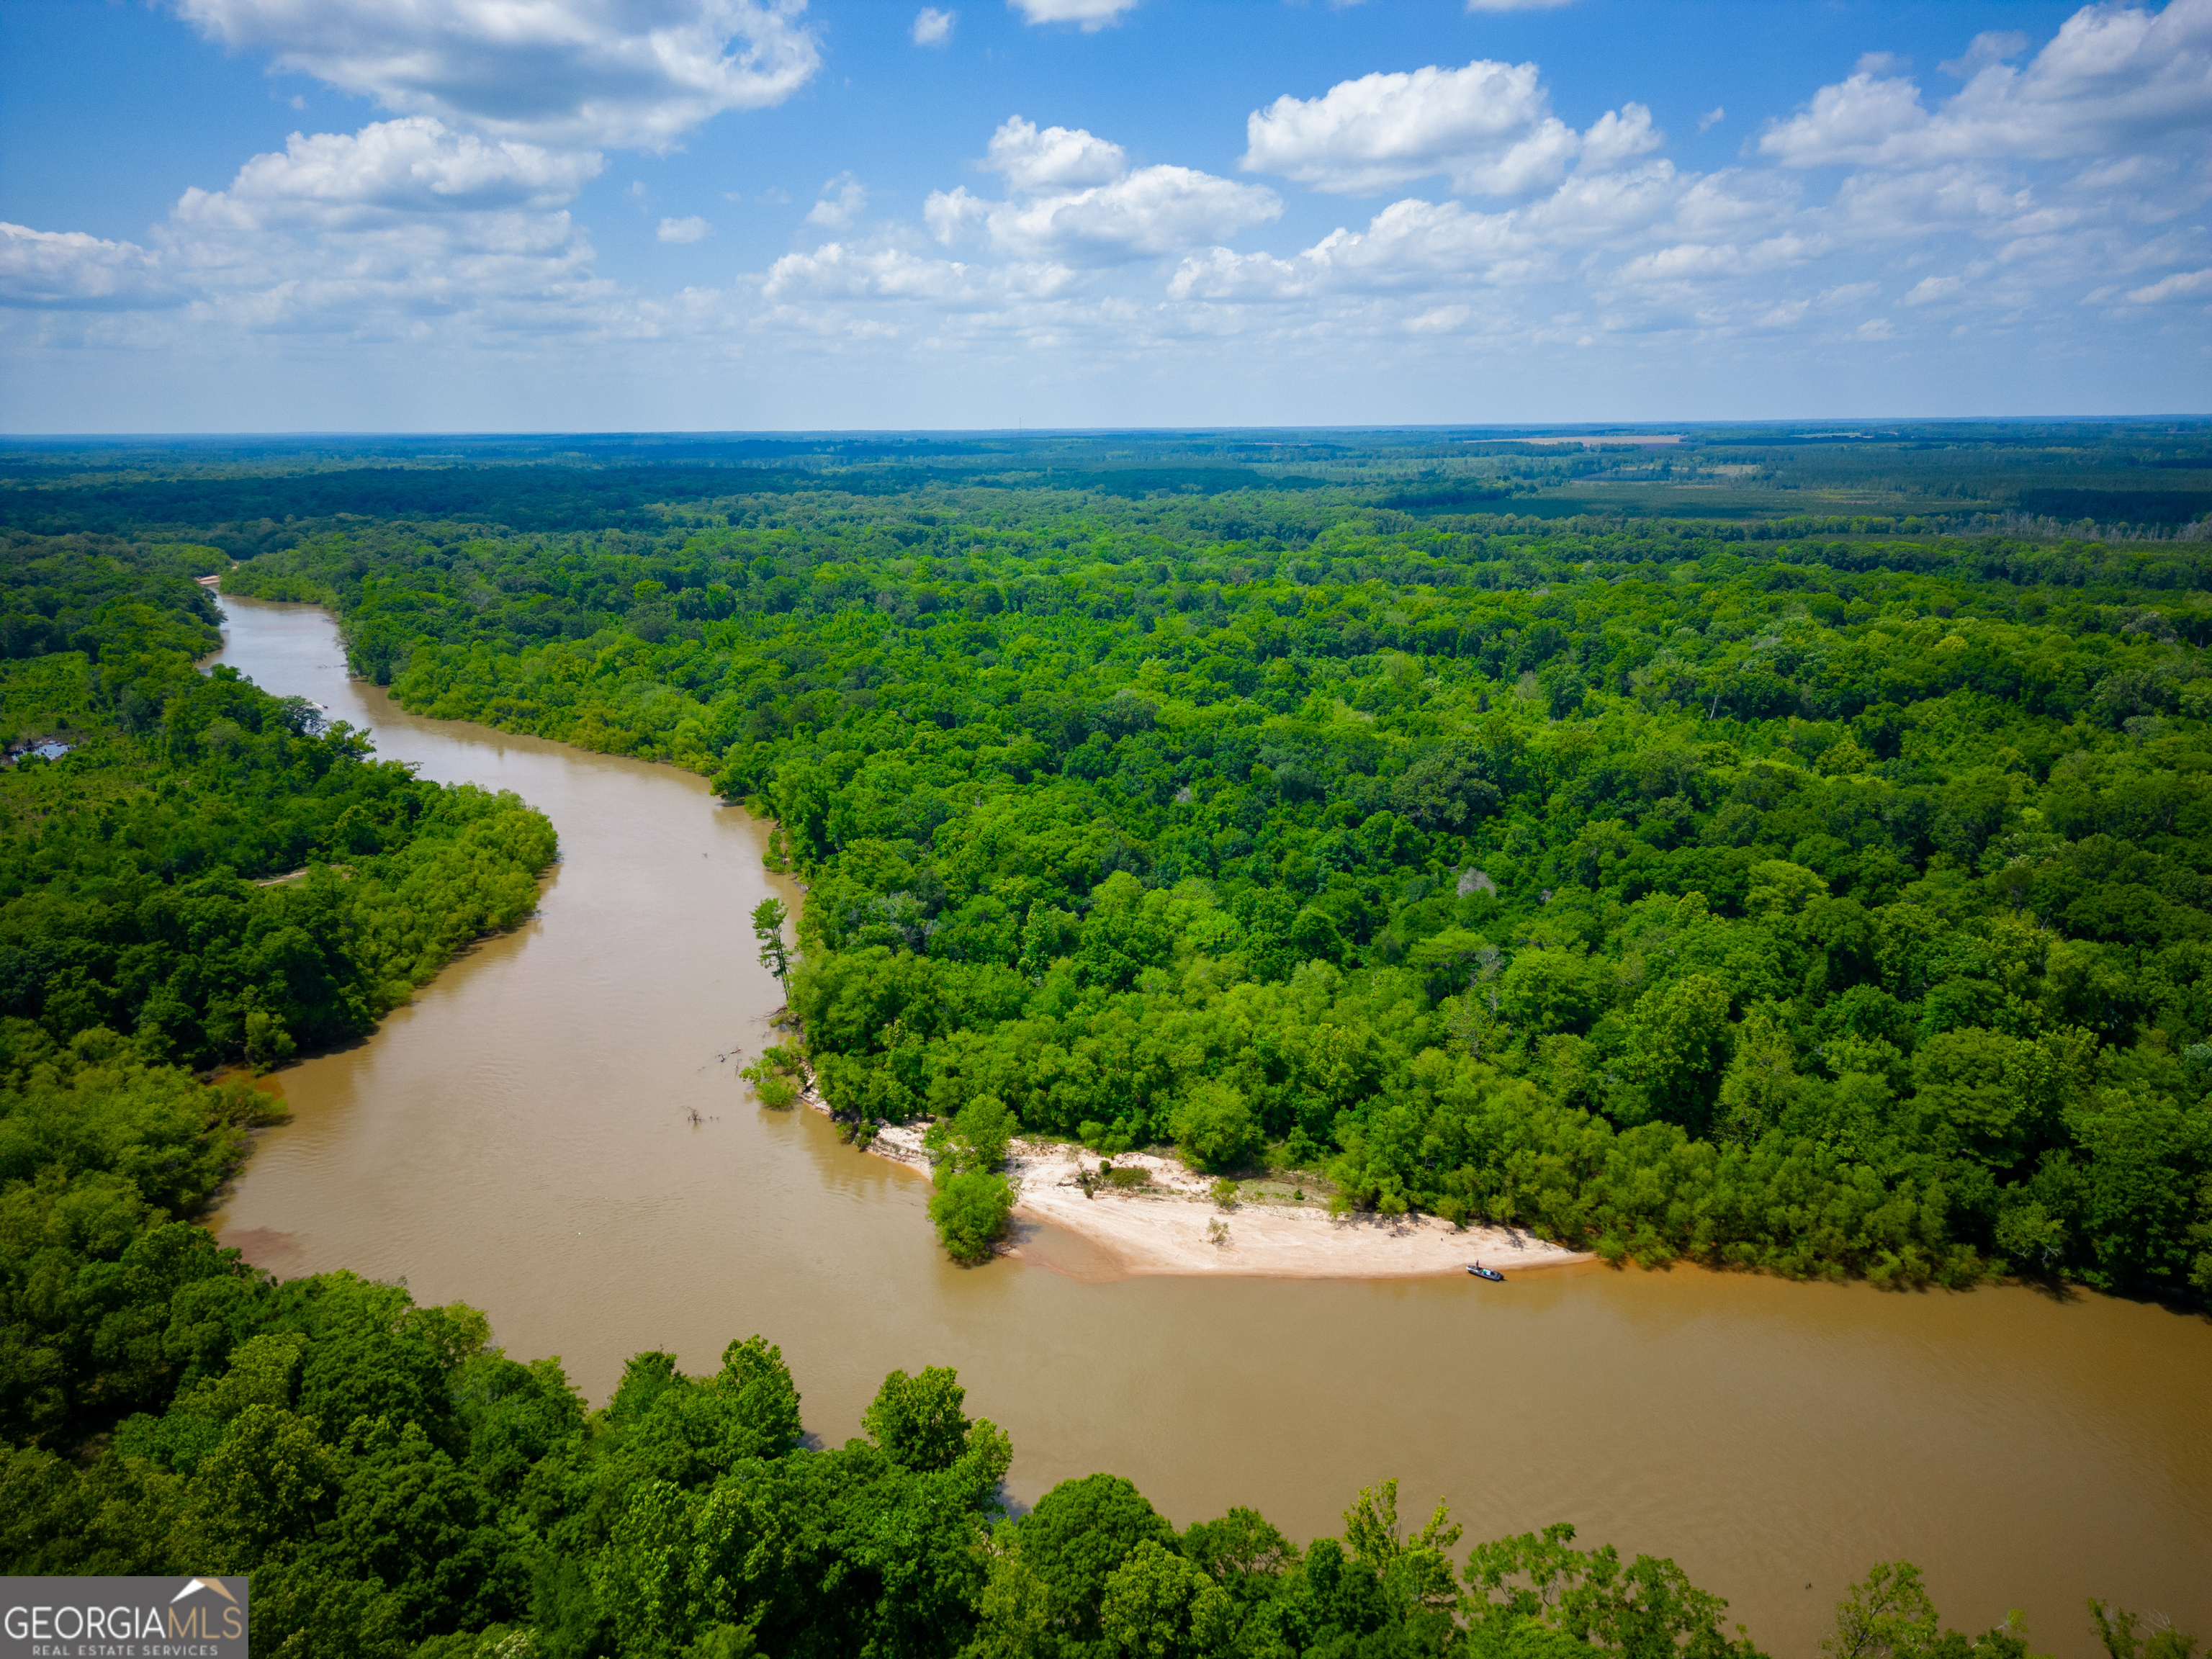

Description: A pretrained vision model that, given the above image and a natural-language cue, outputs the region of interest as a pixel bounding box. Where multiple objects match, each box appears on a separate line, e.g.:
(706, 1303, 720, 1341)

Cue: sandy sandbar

(798, 1091, 1588, 1281)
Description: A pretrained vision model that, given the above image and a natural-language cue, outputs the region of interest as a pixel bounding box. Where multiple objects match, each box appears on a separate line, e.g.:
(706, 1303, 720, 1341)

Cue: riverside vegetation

(0, 439, 2203, 1654)
(212, 453, 2212, 1303)
(0, 531, 552, 1413)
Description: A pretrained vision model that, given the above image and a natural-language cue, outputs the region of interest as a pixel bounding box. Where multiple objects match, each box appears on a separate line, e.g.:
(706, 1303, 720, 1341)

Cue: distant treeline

(0, 466, 805, 540)
(2016, 487, 2212, 526)
(6, 421, 2207, 552)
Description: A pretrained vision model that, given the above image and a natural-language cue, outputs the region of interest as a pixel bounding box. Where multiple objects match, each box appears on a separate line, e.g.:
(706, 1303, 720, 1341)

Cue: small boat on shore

(1467, 1264, 1505, 1282)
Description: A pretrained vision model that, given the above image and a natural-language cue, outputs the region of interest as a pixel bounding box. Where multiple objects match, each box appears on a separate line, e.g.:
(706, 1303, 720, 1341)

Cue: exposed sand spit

(801, 1092, 1588, 1280)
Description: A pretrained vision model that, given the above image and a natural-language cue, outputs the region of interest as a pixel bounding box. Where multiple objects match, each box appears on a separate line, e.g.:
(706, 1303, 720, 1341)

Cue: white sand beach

(800, 1092, 1589, 1280)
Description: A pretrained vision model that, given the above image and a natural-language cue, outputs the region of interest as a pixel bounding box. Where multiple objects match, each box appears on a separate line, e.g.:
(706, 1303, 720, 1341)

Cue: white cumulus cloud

(923, 187, 994, 245)
(1008, 0, 1137, 29)
(0, 224, 179, 310)
(1241, 60, 1656, 196)
(985, 117, 1127, 192)
(912, 7, 956, 45)
(173, 0, 822, 149)
(9, 0, 2209, 417)
(1170, 159, 1701, 303)
(1939, 30, 2028, 79)
(1581, 105, 1663, 171)
(981, 166, 1281, 263)
(763, 243, 1076, 306)
(1611, 235, 1821, 287)
(171, 118, 601, 229)
(927, 118, 1279, 266)
(806, 175, 868, 228)
(1760, 0, 2212, 168)
(1829, 163, 2041, 243)
(153, 119, 613, 335)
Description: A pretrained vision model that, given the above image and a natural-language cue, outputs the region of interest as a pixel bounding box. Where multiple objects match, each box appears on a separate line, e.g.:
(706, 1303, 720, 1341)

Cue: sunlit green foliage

(0, 544, 555, 1071)
(0, 539, 556, 1461)
(929, 1171, 1016, 1265)
(220, 477, 2212, 1298)
(0, 451, 2200, 1655)
(1822, 1561, 2032, 1659)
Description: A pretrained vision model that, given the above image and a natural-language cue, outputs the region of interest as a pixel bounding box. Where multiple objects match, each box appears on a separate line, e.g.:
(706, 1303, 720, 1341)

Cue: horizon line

(5, 415, 2212, 444)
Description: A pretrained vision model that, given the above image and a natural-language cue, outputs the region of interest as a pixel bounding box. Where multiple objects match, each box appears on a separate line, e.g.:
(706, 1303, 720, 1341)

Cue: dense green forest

(0, 534, 556, 1074)
(0, 439, 2202, 1655)
(0, 531, 554, 1442)
(213, 459, 2212, 1301)
(6, 421, 2210, 547)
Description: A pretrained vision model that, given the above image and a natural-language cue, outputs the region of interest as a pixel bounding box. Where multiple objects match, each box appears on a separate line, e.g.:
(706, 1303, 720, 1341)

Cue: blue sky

(1, 0, 2206, 432)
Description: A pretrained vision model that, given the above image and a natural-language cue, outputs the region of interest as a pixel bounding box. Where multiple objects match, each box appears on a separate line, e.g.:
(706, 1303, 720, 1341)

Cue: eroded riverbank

(206, 595, 2212, 1659)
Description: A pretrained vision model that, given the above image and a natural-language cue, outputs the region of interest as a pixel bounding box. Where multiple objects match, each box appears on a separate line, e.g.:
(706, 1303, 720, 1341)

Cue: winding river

(207, 595, 2211, 1658)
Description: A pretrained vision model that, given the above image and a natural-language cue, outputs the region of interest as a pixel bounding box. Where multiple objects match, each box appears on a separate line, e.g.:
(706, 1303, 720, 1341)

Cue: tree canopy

(0, 448, 2202, 1654)
(214, 479, 2212, 1300)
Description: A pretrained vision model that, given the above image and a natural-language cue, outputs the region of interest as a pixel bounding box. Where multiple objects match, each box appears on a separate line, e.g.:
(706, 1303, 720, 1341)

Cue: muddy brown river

(207, 596, 2211, 1657)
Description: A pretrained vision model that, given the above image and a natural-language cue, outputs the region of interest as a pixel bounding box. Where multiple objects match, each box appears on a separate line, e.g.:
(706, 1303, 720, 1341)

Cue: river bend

(207, 596, 2212, 1657)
